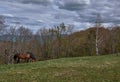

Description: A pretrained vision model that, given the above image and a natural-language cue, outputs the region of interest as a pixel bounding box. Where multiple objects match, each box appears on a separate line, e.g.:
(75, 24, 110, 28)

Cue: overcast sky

(0, 0, 120, 31)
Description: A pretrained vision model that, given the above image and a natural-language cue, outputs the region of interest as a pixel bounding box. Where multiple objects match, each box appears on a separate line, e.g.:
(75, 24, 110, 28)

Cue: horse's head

(27, 52, 36, 62)
(31, 59, 36, 62)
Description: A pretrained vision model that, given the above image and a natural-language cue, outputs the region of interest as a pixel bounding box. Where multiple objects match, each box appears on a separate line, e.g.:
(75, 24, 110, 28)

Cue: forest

(0, 15, 120, 64)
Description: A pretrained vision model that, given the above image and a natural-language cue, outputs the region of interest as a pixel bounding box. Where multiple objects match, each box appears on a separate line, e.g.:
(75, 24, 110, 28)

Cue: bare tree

(0, 15, 7, 64)
(53, 23, 66, 58)
(16, 26, 33, 52)
(110, 26, 120, 55)
(36, 28, 50, 59)
(95, 14, 102, 55)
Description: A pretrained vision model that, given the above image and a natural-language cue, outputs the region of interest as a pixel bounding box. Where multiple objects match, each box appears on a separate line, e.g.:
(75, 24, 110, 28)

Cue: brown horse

(14, 52, 36, 63)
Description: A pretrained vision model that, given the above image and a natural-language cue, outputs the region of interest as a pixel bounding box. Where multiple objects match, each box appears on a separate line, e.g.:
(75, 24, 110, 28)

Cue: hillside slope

(0, 55, 120, 82)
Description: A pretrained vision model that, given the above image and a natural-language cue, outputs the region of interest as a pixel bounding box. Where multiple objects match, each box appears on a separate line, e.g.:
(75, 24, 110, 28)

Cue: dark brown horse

(14, 52, 36, 63)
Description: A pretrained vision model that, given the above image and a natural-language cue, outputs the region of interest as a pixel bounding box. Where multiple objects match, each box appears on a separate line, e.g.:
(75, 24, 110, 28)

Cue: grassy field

(0, 55, 120, 82)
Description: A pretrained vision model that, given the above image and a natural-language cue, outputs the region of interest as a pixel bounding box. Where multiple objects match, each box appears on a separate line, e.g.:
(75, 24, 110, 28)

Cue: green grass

(0, 55, 120, 82)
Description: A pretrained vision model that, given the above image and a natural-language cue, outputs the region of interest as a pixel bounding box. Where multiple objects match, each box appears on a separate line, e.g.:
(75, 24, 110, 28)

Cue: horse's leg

(25, 59, 28, 63)
(24, 59, 26, 62)
(27, 59, 29, 62)
(30, 58, 32, 62)
(25, 58, 29, 63)
(17, 58, 20, 63)
(14, 58, 17, 64)
(24, 59, 28, 63)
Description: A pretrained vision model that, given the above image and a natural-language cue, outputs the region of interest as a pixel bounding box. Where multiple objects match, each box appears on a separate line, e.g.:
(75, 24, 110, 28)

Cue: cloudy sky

(0, 0, 120, 31)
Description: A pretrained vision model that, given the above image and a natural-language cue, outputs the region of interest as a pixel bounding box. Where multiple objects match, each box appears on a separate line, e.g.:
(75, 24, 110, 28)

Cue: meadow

(0, 55, 120, 82)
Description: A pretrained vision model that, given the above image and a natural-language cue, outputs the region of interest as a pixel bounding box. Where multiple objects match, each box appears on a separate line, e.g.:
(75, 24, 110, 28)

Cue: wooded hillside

(0, 15, 120, 64)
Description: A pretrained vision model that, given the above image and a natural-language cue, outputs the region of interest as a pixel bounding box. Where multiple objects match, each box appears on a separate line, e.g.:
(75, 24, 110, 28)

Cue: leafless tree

(16, 26, 33, 52)
(95, 14, 102, 55)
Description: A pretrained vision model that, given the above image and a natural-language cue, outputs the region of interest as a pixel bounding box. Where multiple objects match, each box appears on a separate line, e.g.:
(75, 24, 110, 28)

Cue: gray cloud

(3, 0, 53, 6)
(56, 0, 90, 11)
(74, 0, 120, 24)
(59, 3, 86, 11)
(20, 0, 53, 6)
(0, 0, 120, 32)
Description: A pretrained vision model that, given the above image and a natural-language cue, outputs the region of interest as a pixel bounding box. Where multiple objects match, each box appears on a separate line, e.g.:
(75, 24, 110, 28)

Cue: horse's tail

(14, 54, 18, 61)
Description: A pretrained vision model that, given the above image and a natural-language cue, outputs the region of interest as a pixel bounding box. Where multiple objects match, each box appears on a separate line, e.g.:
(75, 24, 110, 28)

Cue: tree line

(0, 15, 120, 64)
